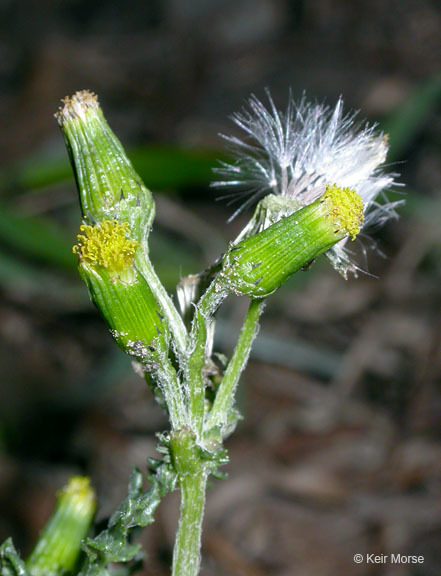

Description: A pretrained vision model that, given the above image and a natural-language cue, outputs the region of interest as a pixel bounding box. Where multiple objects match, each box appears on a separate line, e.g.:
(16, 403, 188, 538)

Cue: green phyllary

(73, 218, 167, 361)
(26, 477, 96, 576)
(55, 91, 155, 246)
(221, 184, 364, 297)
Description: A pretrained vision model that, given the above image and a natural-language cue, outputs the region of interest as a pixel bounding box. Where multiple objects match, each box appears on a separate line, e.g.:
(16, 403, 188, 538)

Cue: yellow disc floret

(323, 184, 364, 240)
(73, 219, 138, 274)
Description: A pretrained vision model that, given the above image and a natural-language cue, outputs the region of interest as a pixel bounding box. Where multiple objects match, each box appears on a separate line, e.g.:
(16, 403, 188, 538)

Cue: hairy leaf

(0, 539, 30, 576)
(79, 457, 175, 576)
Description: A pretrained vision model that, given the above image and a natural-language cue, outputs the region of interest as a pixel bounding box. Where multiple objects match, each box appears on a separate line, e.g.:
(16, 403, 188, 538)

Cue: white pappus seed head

(213, 90, 403, 278)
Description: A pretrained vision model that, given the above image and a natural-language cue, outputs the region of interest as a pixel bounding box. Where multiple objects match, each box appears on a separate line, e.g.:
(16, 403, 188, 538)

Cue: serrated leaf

(80, 460, 176, 576)
(0, 539, 30, 576)
(83, 526, 141, 563)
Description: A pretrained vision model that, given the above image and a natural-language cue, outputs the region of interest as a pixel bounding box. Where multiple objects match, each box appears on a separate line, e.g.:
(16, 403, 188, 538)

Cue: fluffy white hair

(213, 90, 403, 277)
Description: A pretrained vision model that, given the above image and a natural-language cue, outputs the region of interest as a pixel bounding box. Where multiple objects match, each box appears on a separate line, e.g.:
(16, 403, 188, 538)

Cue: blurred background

(0, 1, 440, 575)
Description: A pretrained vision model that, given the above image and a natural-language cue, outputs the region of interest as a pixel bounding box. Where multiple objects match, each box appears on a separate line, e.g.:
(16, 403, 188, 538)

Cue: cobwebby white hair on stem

(213, 90, 403, 277)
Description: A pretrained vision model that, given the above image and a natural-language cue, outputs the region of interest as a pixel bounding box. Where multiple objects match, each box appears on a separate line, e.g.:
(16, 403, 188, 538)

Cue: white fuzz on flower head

(213, 90, 403, 277)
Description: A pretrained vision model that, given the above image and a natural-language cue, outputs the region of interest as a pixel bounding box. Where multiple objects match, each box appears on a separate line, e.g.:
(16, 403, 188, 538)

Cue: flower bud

(26, 477, 96, 576)
(73, 219, 167, 360)
(221, 184, 364, 297)
(55, 91, 154, 244)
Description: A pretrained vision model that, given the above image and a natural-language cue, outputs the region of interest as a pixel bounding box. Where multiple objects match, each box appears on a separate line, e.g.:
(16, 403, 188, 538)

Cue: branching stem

(206, 298, 265, 431)
(136, 252, 188, 358)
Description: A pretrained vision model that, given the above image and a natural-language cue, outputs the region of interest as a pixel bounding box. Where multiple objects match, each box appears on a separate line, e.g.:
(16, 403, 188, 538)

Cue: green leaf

(0, 205, 75, 270)
(1, 146, 219, 194)
(0, 539, 30, 576)
(80, 457, 176, 576)
(130, 146, 218, 190)
(382, 73, 441, 161)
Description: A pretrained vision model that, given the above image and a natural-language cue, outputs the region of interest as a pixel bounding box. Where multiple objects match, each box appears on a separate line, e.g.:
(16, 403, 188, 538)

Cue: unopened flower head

(214, 90, 402, 277)
(55, 91, 155, 246)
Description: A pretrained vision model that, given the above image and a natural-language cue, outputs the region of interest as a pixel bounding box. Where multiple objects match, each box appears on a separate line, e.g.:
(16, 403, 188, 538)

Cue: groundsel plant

(0, 90, 401, 576)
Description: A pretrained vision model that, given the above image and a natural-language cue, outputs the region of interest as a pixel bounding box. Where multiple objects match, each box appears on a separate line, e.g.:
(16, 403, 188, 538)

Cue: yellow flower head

(323, 184, 364, 240)
(73, 219, 138, 274)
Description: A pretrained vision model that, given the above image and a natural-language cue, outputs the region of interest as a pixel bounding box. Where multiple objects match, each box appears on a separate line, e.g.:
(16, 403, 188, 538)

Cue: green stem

(155, 352, 188, 429)
(185, 309, 208, 437)
(206, 298, 265, 432)
(196, 278, 228, 319)
(182, 279, 228, 437)
(172, 470, 208, 576)
(136, 252, 188, 358)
